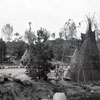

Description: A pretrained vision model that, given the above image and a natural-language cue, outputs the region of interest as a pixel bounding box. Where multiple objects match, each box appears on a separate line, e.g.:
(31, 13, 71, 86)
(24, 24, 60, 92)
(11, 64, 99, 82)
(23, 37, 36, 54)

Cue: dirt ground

(0, 79, 99, 100)
(0, 80, 55, 100)
(0, 69, 100, 100)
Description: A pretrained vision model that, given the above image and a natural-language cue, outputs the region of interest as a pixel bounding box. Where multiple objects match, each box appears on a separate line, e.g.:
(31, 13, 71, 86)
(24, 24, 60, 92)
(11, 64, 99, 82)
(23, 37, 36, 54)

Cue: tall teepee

(68, 16, 100, 82)
(80, 17, 100, 82)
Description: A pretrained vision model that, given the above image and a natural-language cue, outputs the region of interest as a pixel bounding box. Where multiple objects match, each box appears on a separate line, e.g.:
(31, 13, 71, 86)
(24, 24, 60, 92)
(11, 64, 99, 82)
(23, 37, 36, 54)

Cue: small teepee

(20, 46, 31, 66)
(67, 48, 82, 82)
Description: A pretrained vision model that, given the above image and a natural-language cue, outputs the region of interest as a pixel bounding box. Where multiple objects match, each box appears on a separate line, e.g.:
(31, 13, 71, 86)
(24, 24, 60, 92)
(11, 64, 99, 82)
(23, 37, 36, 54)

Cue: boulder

(53, 92, 67, 100)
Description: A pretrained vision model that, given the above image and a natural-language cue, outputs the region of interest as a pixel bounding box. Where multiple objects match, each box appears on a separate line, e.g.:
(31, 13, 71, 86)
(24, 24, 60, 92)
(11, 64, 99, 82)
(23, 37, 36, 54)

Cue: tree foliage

(36, 28, 50, 42)
(24, 30, 36, 44)
(27, 28, 53, 80)
(61, 19, 77, 39)
(0, 38, 7, 63)
(2, 24, 13, 41)
(59, 32, 63, 39)
(7, 40, 26, 59)
(51, 38, 64, 61)
(49, 38, 80, 62)
(51, 33, 55, 39)
(14, 32, 23, 41)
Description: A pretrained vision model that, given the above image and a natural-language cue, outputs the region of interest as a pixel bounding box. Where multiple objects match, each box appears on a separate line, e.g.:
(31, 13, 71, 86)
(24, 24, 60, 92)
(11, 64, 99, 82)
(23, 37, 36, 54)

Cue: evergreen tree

(27, 28, 54, 80)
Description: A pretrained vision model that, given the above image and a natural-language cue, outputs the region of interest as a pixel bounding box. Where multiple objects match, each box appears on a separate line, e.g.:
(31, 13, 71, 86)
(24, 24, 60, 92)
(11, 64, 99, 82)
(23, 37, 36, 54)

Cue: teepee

(66, 48, 82, 82)
(68, 16, 100, 82)
(20, 46, 31, 66)
(80, 17, 100, 82)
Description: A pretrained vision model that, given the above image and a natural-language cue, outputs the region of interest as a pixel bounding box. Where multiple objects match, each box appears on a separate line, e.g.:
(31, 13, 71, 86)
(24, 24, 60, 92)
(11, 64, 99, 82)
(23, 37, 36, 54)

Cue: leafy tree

(51, 32, 55, 39)
(7, 40, 26, 59)
(58, 19, 77, 62)
(49, 38, 79, 62)
(27, 28, 53, 80)
(14, 32, 19, 37)
(14, 40, 26, 59)
(0, 38, 7, 63)
(2, 24, 13, 41)
(61, 19, 77, 39)
(59, 32, 63, 39)
(51, 38, 64, 61)
(14, 32, 23, 41)
(37, 28, 50, 42)
(94, 22, 100, 40)
(24, 30, 36, 45)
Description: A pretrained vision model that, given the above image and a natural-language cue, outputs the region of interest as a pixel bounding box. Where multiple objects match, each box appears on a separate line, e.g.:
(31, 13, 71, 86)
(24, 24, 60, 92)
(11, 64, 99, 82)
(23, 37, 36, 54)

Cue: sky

(0, 0, 100, 39)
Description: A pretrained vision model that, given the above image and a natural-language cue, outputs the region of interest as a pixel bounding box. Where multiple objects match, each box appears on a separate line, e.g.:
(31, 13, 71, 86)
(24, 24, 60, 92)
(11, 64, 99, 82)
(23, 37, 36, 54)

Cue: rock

(90, 90, 94, 93)
(53, 92, 67, 100)
(8, 78, 13, 82)
(22, 80, 32, 86)
(14, 73, 31, 81)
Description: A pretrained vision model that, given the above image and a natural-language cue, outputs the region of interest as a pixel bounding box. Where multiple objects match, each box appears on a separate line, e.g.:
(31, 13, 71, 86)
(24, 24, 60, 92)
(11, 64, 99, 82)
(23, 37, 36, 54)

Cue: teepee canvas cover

(20, 48, 31, 66)
(68, 17, 100, 82)
(80, 17, 100, 82)
(67, 48, 82, 82)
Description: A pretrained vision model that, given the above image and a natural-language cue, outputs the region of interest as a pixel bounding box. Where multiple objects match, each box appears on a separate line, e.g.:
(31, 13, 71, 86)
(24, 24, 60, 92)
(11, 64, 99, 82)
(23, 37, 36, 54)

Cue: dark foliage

(0, 38, 7, 63)
(27, 28, 54, 80)
(7, 40, 26, 59)
(48, 38, 80, 62)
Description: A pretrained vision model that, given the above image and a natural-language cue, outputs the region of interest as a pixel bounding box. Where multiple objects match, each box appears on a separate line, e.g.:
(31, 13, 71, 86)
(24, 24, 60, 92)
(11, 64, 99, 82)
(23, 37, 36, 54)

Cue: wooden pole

(77, 65, 80, 83)
(82, 63, 86, 84)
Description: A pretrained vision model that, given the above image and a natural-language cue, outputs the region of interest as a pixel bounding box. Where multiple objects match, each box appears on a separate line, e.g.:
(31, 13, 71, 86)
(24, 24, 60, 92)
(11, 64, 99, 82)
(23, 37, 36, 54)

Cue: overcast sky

(0, 0, 100, 38)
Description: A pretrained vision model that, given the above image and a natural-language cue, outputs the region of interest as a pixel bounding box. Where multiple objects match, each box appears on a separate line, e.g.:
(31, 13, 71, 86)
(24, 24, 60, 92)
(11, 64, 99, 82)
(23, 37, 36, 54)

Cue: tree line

(0, 18, 100, 80)
(0, 19, 79, 64)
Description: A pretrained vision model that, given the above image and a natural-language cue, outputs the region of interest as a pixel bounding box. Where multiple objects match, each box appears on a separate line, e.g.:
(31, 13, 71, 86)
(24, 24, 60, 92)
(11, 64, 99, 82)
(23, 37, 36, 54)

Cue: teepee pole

(77, 65, 80, 83)
(82, 63, 86, 84)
